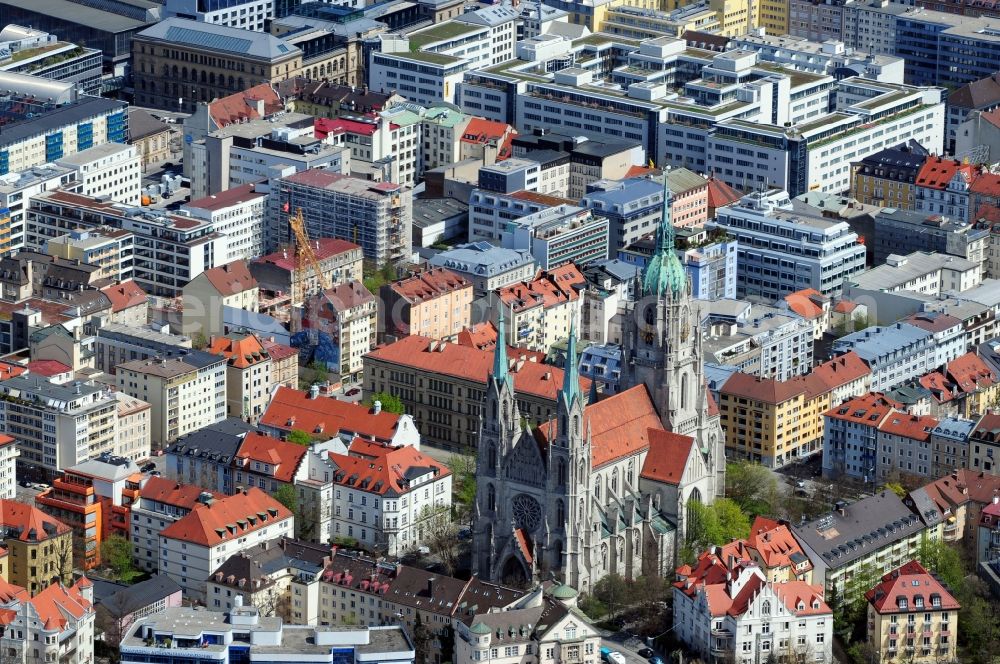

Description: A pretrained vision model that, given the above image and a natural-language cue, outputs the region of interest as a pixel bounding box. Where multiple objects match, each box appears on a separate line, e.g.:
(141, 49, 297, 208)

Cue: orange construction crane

(289, 207, 330, 302)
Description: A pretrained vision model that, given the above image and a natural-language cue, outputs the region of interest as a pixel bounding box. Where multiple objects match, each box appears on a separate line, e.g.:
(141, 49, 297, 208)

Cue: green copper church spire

(561, 323, 580, 406)
(641, 170, 687, 297)
(492, 308, 512, 388)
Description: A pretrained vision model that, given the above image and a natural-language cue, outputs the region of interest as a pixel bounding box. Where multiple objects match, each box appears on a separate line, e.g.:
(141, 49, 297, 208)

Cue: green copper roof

(492, 309, 512, 388)
(561, 324, 580, 406)
(470, 622, 491, 634)
(552, 584, 578, 600)
(641, 173, 686, 297)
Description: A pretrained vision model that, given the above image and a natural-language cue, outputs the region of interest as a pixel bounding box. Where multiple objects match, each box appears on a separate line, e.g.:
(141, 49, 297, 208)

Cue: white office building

(56, 143, 142, 206)
(162, 0, 273, 31)
(181, 183, 268, 263)
(709, 190, 866, 300)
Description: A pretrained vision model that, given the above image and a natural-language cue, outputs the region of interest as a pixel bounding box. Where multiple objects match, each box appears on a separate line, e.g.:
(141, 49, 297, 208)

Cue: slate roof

(97, 574, 181, 614)
(138, 18, 300, 60)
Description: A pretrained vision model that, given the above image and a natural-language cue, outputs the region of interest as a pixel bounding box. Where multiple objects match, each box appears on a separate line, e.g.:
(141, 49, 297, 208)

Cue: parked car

(608, 652, 626, 664)
(18, 480, 30, 487)
(346, 387, 361, 396)
(637, 648, 655, 658)
(149, 470, 161, 477)
(141, 462, 157, 472)
(600, 647, 612, 662)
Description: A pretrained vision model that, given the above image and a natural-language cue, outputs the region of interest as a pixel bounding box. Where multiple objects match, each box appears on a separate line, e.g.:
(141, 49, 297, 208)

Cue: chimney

(427, 577, 435, 596)
(373, 400, 382, 414)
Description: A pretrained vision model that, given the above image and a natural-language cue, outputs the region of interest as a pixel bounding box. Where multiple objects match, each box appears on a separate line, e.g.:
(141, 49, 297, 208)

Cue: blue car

(600, 647, 612, 662)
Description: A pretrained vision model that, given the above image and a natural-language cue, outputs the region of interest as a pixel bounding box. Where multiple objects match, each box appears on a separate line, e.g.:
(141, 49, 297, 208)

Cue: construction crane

(289, 207, 331, 303)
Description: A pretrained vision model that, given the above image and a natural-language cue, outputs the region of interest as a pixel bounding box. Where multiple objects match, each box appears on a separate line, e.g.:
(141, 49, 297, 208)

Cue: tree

(101, 535, 138, 583)
(725, 461, 780, 517)
(452, 453, 476, 525)
(96, 589, 135, 663)
(885, 481, 907, 498)
(364, 391, 405, 414)
(593, 573, 628, 618)
(420, 504, 459, 576)
(274, 484, 298, 514)
(412, 612, 432, 664)
(686, 498, 751, 551)
(286, 429, 313, 446)
(190, 331, 208, 350)
(916, 535, 966, 593)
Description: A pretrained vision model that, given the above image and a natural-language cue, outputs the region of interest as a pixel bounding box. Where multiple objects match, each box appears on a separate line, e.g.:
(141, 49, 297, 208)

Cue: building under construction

(265, 169, 411, 267)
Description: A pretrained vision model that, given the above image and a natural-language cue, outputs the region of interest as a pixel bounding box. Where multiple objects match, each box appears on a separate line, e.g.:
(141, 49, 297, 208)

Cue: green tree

(412, 612, 431, 664)
(286, 429, 313, 446)
(885, 481, 907, 498)
(916, 535, 965, 593)
(578, 594, 607, 620)
(725, 461, 780, 516)
(686, 498, 751, 551)
(593, 573, 628, 618)
(274, 484, 298, 514)
(957, 579, 1000, 664)
(190, 331, 208, 350)
(101, 535, 138, 582)
(452, 453, 476, 524)
(364, 391, 405, 414)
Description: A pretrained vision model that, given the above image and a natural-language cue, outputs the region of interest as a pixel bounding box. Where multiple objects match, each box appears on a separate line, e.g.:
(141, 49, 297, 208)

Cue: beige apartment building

(208, 332, 273, 423)
(362, 334, 587, 450)
(132, 18, 304, 112)
(114, 393, 152, 462)
(299, 281, 375, 380)
(380, 267, 472, 342)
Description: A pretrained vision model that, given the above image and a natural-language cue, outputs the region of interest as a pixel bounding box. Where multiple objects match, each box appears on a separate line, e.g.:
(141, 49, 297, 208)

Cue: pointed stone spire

(561, 324, 580, 406)
(492, 308, 512, 389)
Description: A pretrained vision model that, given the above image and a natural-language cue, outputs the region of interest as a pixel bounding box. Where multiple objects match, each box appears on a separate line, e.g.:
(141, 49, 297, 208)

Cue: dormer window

(898, 598, 908, 610)
(914, 596, 924, 609)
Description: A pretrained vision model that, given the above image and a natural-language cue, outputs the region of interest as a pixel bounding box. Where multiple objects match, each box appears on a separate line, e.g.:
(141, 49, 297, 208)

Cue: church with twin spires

(472, 174, 727, 592)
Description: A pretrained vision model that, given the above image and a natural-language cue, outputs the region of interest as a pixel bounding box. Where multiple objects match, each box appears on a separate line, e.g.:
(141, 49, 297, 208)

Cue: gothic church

(472, 175, 727, 592)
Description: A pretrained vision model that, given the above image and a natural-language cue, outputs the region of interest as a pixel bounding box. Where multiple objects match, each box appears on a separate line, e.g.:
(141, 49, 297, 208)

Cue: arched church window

(653, 492, 661, 511)
(681, 373, 689, 410)
(558, 459, 567, 486)
(488, 444, 497, 470)
(627, 459, 635, 486)
(644, 305, 655, 326)
(594, 479, 601, 500)
(492, 401, 498, 420)
(561, 415, 567, 436)
(601, 543, 608, 568)
(487, 484, 496, 512)
(578, 460, 585, 485)
(557, 499, 565, 525)
(762, 601, 771, 616)
(573, 415, 580, 437)
(578, 498, 584, 520)
(611, 468, 618, 493)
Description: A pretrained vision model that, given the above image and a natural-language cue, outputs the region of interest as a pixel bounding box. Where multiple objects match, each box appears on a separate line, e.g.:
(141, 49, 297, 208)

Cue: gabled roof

(315, 280, 374, 313)
(706, 176, 743, 209)
(914, 158, 973, 190)
(949, 73, 1000, 110)
(234, 432, 307, 484)
(196, 261, 257, 297)
(389, 267, 470, 303)
(139, 476, 218, 510)
(747, 516, 811, 572)
(261, 337, 298, 361)
(100, 280, 147, 313)
(208, 332, 270, 369)
(534, 385, 661, 469)
(25, 360, 70, 377)
(28, 579, 93, 631)
(825, 392, 901, 427)
(640, 428, 694, 485)
(253, 238, 360, 272)
(810, 351, 870, 390)
(0, 500, 70, 542)
(784, 288, 826, 320)
(159, 487, 292, 548)
(365, 336, 589, 401)
(260, 386, 408, 441)
(865, 560, 960, 614)
(328, 444, 449, 497)
(879, 412, 937, 441)
(721, 372, 807, 404)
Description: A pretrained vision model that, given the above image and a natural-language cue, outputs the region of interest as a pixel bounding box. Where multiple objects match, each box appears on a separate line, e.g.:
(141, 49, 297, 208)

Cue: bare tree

(419, 504, 459, 575)
(96, 590, 135, 663)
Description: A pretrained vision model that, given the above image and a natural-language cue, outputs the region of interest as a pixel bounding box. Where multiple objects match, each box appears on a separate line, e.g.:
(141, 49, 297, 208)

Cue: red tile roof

(261, 386, 407, 442)
(199, 261, 258, 297)
(946, 352, 996, 394)
(640, 428, 694, 485)
(159, 487, 292, 548)
(314, 280, 374, 313)
(747, 516, 811, 573)
(497, 264, 586, 313)
(825, 393, 901, 427)
(0, 435, 13, 449)
(915, 158, 974, 190)
(101, 280, 147, 313)
(721, 373, 807, 404)
(784, 288, 826, 320)
(456, 321, 498, 350)
(253, 238, 360, 272)
(460, 118, 516, 158)
(261, 338, 298, 361)
(0, 362, 26, 381)
(389, 267, 470, 303)
(208, 84, 282, 128)
(866, 560, 960, 614)
(918, 371, 954, 403)
(328, 443, 449, 496)
(365, 335, 589, 401)
(28, 579, 92, 630)
(879, 412, 936, 441)
(184, 183, 266, 212)
(904, 311, 962, 333)
(919, 468, 1000, 514)
(208, 332, 270, 369)
(0, 577, 27, 604)
(235, 432, 307, 483)
(810, 351, 871, 391)
(833, 300, 858, 314)
(0, 500, 70, 542)
(25, 360, 71, 377)
(706, 176, 743, 209)
(314, 116, 379, 139)
(534, 385, 661, 469)
(139, 476, 219, 510)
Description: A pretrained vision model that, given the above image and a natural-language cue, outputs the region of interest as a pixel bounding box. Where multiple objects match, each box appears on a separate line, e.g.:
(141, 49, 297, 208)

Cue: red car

(346, 387, 361, 396)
